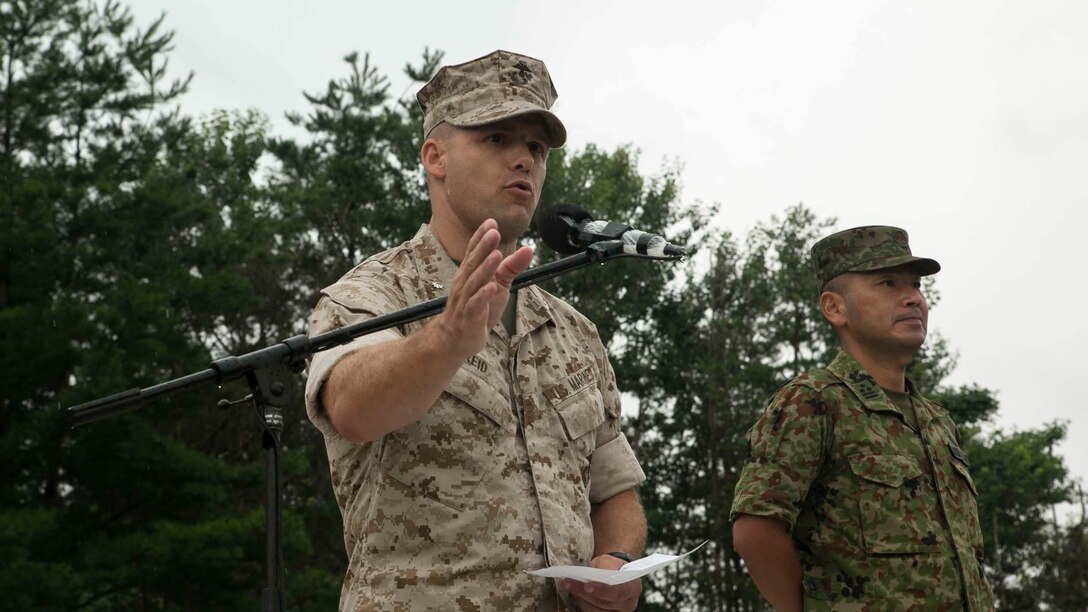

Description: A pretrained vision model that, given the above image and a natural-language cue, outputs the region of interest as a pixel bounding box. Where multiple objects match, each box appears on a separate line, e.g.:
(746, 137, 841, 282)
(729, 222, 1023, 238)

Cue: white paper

(526, 541, 708, 586)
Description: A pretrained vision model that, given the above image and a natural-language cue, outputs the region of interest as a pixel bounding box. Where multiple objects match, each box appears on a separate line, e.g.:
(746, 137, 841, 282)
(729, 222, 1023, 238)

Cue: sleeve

(587, 336, 646, 504)
(729, 383, 832, 529)
(303, 271, 407, 439)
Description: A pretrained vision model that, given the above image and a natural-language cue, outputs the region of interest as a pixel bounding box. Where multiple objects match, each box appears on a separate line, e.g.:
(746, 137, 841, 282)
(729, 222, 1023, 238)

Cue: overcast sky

(127, 0, 1087, 510)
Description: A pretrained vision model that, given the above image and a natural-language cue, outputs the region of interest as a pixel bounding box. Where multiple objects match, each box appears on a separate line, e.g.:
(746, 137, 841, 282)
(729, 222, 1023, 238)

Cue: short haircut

(427, 122, 455, 142)
(822, 274, 850, 297)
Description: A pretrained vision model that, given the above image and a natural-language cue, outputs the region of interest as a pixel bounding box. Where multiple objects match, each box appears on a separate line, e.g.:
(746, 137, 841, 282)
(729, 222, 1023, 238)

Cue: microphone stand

(67, 240, 681, 612)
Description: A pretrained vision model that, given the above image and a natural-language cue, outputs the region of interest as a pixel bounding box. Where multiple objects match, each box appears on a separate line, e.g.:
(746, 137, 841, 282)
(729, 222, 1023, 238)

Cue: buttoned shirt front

(305, 225, 645, 612)
(731, 351, 994, 611)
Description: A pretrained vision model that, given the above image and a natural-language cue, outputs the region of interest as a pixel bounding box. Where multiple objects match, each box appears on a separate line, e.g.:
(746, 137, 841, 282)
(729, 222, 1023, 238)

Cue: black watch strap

(607, 551, 633, 563)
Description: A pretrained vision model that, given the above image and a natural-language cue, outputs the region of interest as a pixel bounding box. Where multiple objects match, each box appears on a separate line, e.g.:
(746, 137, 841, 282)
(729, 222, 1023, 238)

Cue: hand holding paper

(527, 541, 708, 586)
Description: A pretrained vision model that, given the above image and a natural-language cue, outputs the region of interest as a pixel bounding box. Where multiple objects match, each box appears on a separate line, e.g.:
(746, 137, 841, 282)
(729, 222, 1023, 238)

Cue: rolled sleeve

(585, 337, 645, 504)
(729, 384, 831, 529)
(303, 273, 407, 439)
(588, 432, 646, 504)
(305, 327, 400, 439)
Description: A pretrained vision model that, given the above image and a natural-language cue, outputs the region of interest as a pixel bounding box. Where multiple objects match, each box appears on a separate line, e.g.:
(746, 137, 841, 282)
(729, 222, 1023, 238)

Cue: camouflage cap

(811, 225, 941, 291)
(417, 50, 566, 148)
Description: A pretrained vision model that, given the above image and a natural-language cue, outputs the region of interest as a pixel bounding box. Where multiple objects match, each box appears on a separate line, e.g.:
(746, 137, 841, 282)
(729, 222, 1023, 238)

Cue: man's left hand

(562, 554, 641, 612)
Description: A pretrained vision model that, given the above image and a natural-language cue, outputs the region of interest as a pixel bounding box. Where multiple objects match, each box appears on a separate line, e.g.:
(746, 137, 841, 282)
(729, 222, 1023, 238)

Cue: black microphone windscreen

(539, 204, 593, 255)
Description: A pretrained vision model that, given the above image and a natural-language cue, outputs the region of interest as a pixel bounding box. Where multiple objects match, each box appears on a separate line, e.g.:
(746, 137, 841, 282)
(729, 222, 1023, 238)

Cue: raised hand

(433, 219, 533, 359)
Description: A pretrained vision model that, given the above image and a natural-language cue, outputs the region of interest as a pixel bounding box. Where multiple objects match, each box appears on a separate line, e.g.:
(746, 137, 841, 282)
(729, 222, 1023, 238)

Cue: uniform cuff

(304, 329, 401, 440)
(728, 463, 803, 529)
(588, 433, 646, 504)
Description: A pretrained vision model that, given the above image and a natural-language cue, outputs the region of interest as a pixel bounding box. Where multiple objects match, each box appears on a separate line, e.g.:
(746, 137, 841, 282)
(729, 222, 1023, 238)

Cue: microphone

(539, 204, 686, 257)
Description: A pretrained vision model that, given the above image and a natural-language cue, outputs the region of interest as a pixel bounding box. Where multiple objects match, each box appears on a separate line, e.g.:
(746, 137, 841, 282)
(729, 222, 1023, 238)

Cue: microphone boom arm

(68, 239, 681, 426)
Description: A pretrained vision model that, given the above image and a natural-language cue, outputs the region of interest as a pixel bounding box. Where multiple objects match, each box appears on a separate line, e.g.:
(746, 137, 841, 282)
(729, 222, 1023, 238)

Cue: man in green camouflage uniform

(304, 51, 647, 612)
(730, 226, 995, 611)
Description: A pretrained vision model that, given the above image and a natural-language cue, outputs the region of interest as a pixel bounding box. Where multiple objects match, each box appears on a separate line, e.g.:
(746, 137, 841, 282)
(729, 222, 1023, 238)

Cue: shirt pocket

(380, 366, 508, 511)
(544, 372, 606, 488)
(546, 376, 606, 442)
(848, 453, 942, 555)
(553, 387, 605, 438)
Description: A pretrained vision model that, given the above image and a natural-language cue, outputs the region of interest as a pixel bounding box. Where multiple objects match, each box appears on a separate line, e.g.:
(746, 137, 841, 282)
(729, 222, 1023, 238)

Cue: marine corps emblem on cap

(416, 50, 567, 148)
(811, 225, 941, 291)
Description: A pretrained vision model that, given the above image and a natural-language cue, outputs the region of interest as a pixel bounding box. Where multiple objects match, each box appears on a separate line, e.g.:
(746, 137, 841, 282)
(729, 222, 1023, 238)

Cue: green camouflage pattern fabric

(305, 225, 645, 612)
(731, 351, 995, 611)
(417, 49, 567, 147)
(811, 225, 941, 291)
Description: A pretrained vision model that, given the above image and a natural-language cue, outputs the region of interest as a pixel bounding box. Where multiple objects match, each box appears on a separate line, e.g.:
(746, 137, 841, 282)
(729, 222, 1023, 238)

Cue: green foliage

(268, 49, 440, 298)
(965, 423, 1073, 607)
(0, 2, 329, 607)
(930, 384, 1000, 426)
(1024, 502, 1088, 611)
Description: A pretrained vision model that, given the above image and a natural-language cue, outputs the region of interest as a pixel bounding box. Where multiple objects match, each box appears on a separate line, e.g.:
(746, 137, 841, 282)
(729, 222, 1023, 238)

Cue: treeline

(1, 1, 1084, 609)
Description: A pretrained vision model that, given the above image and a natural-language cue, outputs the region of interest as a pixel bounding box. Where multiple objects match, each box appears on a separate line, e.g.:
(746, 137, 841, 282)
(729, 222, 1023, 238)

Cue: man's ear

(820, 290, 848, 328)
(421, 138, 447, 180)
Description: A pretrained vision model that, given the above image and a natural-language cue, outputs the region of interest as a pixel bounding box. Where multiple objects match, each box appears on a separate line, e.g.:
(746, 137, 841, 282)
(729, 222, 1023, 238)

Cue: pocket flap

(555, 389, 606, 440)
(849, 454, 924, 487)
(949, 444, 970, 466)
(544, 365, 607, 440)
(445, 366, 511, 427)
(948, 452, 979, 498)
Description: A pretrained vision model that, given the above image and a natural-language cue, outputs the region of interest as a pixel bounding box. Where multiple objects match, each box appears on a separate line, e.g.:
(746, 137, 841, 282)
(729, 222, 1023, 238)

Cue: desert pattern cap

(811, 225, 940, 291)
(417, 50, 566, 147)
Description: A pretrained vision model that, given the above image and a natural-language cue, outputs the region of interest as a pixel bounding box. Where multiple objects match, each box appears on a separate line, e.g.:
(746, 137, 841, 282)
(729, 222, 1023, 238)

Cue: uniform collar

(409, 224, 555, 340)
(516, 282, 555, 339)
(409, 224, 460, 299)
(826, 350, 932, 429)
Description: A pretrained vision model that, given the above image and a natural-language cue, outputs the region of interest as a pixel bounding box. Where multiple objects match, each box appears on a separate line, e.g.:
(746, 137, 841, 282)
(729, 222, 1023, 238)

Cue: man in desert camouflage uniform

(304, 50, 647, 612)
(730, 226, 995, 611)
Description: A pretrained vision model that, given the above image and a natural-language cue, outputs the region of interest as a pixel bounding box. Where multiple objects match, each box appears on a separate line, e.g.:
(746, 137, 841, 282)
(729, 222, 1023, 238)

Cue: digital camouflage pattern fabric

(731, 351, 994, 611)
(810, 225, 941, 291)
(305, 225, 646, 612)
(416, 49, 566, 147)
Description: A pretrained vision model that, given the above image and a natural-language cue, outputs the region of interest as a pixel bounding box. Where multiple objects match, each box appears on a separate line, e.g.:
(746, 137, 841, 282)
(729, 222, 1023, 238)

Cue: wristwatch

(607, 551, 633, 563)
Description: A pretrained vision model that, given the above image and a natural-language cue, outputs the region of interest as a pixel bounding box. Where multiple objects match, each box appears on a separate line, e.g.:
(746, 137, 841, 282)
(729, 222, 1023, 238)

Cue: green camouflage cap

(811, 225, 940, 291)
(417, 50, 566, 148)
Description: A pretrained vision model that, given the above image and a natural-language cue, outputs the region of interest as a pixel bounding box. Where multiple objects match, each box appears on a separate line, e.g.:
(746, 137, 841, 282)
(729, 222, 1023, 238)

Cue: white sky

(128, 0, 1088, 508)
